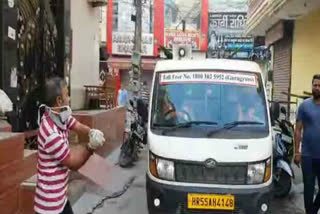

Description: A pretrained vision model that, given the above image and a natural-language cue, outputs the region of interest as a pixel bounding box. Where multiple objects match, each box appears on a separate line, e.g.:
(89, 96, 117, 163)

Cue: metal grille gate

(1, 0, 70, 131)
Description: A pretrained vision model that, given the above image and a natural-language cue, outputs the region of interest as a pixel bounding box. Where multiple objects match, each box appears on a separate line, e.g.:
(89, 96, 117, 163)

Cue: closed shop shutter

(273, 38, 292, 103)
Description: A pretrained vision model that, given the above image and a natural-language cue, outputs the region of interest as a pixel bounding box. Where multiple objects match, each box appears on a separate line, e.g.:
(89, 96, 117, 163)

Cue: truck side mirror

(268, 70, 273, 82)
(270, 102, 280, 126)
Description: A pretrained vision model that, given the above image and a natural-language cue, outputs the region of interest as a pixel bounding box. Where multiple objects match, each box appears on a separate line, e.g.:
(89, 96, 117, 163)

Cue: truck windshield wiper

(207, 121, 264, 137)
(152, 123, 172, 129)
(162, 121, 218, 135)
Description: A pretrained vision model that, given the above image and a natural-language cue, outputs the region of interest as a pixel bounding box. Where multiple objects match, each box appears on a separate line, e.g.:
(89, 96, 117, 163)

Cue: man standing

(117, 84, 128, 107)
(35, 77, 105, 214)
(294, 74, 320, 214)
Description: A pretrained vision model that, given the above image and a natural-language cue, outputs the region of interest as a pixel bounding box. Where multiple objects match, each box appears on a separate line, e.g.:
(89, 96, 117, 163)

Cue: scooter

(119, 99, 148, 168)
(272, 106, 295, 198)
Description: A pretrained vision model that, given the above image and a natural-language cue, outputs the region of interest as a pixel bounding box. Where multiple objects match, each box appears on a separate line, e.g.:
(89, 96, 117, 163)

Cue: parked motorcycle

(272, 106, 295, 198)
(119, 99, 148, 168)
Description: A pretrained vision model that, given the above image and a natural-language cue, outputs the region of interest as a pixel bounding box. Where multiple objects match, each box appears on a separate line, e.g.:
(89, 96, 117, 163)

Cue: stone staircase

(0, 133, 37, 214)
(0, 107, 126, 213)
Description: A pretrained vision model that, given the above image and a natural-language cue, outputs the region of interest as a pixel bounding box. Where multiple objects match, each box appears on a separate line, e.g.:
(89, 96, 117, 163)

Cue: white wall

(70, 1, 100, 109)
(99, 7, 107, 42)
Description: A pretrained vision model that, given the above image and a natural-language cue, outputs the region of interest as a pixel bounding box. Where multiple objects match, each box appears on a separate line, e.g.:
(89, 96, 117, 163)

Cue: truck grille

(175, 162, 247, 185)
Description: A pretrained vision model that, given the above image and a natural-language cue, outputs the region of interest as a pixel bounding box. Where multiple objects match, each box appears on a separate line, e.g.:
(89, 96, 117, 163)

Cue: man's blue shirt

(297, 98, 320, 158)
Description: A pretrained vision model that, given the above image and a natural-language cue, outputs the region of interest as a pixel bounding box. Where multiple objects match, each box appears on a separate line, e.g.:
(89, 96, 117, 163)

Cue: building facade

(208, 0, 253, 59)
(0, 0, 107, 131)
(70, 1, 106, 109)
(291, 9, 320, 97)
(246, 0, 320, 120)
(106, 0, 209, 94)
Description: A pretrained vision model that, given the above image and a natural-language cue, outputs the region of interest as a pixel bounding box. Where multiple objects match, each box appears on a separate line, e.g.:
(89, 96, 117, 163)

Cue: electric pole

(134, 0, 142, 53)
(125, 0, 143, 134)
(130, 0, 142, 101)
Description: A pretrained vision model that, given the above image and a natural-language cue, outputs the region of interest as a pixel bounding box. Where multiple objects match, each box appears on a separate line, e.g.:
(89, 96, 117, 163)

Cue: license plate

(187, 193, 235, 210)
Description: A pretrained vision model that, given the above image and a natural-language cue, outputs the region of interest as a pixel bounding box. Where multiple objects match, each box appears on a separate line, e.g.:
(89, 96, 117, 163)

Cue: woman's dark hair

(45, 77, 67, 107)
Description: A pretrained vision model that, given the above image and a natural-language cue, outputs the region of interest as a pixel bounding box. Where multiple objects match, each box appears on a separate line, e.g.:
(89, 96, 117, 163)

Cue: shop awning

(106, 56, 158, 71)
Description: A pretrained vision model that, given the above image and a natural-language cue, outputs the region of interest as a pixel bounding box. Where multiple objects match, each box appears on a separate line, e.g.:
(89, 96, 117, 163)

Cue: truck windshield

(151, 71, 269, 139)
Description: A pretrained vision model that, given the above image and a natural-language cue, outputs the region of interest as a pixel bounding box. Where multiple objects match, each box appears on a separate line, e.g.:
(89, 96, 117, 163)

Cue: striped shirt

(34, 112, 77, 214)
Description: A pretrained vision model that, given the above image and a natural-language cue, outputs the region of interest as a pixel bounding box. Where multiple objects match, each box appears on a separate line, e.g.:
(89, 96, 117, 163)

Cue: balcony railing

(248, 0, 266, 17)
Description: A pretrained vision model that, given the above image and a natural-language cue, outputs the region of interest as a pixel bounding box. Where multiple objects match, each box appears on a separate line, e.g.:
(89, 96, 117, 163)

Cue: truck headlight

(149, 153, 175, 181)
(157, 159, 175, 180)
(247, 159, 270, 184)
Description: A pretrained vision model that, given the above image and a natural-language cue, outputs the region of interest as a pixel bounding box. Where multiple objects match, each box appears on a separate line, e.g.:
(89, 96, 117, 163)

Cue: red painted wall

(107, 0, 208, 55)
(201, 0, 209, 52)
(153, 0, 208, 53)
(106, 0, 121, 100)
(107, 0, 113, 54)
(154, 0, 164, 57)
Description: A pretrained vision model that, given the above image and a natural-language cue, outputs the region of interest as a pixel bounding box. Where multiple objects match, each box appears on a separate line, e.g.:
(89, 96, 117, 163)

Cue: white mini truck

(146, 59, 273, 214)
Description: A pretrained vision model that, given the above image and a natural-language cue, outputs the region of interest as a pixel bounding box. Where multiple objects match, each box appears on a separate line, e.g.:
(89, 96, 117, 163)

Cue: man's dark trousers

(36, 200, 74, 214)
(312, 158, 320, 214)
(302, 156, 317, 214)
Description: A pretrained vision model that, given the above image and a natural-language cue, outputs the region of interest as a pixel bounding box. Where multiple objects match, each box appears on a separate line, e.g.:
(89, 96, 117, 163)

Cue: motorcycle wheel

(132, 142, 139, 162)
(273, 169, 292, 198)
(119, 139, 135, 168)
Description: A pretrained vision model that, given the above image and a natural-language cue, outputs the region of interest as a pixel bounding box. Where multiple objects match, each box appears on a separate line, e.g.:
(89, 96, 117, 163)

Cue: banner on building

(115, 0, 152, 33)
(209, 0, 248, 13)
(164, 29, 201, 50)
(208, 12, 253, 58)
(164, 0, 202, 50)
(112, 32, 154, 56)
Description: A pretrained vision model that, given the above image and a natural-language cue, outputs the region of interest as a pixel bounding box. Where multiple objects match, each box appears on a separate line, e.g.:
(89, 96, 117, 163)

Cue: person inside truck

(178, 87, 197, 121)
(155, 86, 196, 125)
(223, 85, 265, 124)
(154, 88, 178, 125)
(238, 87, 265, 123)
(223, 86, 242, 123)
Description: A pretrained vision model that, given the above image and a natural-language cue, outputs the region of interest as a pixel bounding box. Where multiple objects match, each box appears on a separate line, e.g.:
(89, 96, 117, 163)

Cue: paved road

(73, 148, 307, 214)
